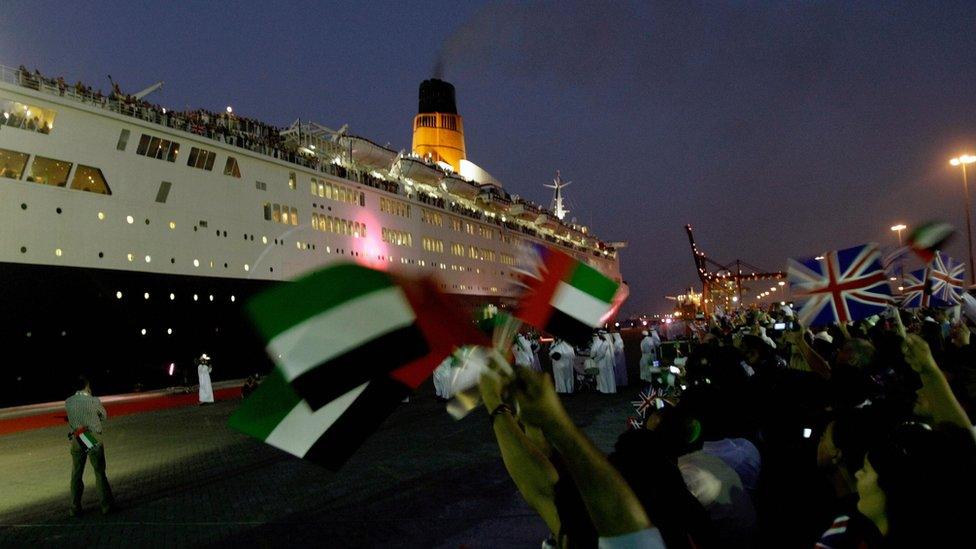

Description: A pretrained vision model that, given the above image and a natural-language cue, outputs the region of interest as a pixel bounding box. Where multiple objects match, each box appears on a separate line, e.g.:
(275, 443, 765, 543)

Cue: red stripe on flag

(516, 247, 578, 328)
(390, 276, 490, 389)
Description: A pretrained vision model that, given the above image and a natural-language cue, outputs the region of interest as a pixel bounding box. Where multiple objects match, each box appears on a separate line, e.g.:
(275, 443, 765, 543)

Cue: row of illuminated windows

(421, 208, 443, 227)
(2, 98, 55, 134)
(421, 237, 444, 253)
(380, 197, 411, 218)
(382, 227, 413, 247)
(311, 177, 363, 205)
(129, 131, 240, 177)
(312, 213, 366, 237)
(263, 202, 299, 225)
(0, 147, 111, 194)
(501, 253, 515, 266)
(450, 243, 465, 257)
(468, 246, 496, 262)
(477, 226, 493, 240)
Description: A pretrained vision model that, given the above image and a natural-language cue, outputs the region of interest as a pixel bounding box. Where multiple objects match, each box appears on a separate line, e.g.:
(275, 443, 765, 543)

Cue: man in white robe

(512, 333, 535, 369)
(197, 354, 214, 404)
(549, 338, 576, 393)
(611, 331, 627, 387)
(528, 334, 543, 372)
(639, 330, 661, 381)
(591, 332, 616, 393)
(432, 355, 454, 399)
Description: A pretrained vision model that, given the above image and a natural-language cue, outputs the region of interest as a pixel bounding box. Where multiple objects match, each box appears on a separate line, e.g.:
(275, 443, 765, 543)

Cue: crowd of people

(478, 304, 976, 548)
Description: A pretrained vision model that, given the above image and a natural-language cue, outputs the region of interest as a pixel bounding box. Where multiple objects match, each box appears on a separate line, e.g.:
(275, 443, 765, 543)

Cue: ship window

(224, 156, 241, 178)
(272, 204, 281, 223)
(289, 172, 296, 189)
(187, 147, 216, 170)
(136, 134, 151, 155)
(154, 181, 171, 203)
(70, 165, 112, 195)
(116, 129, 130, 151)
(1, 98, 56, 133)
(263, 202, 272, 221)
(290, 207, 298, 226)
(359, 193, 365, 207)
(26, 156, 72, 187)
(255, 181, 267, 191)
(0, 148, 29, 180)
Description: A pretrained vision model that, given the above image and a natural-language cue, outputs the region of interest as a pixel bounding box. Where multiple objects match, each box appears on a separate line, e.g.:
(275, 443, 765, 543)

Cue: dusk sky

(7, 1, 976, 314)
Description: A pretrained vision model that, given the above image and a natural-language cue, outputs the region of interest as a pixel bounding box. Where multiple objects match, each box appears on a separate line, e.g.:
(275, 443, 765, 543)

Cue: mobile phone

(802, 427, 813, 439)
(669, 365, 681, 374)
(774, 322, 786, 330)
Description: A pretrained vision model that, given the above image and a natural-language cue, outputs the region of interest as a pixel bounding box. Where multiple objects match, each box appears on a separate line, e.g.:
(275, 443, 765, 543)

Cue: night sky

(6, 1, 976, 314)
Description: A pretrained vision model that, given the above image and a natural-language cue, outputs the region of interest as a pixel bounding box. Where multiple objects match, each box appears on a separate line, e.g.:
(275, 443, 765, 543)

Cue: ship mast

(545, 170, 571, 220)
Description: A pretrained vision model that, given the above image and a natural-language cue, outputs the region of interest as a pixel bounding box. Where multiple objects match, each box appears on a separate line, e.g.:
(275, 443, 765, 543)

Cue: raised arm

(480, 365, 561, 533)
(903, 334, 972, 430)
(512, 367, 650, 537)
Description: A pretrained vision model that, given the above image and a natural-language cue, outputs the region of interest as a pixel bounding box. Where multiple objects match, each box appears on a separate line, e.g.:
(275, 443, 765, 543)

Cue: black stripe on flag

(544, 308, 594, 348)
(303, 376, 412, 470)
(291, 323, 429, 411)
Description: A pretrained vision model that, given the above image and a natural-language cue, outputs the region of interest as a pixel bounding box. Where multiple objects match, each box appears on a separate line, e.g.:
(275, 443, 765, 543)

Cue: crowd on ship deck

(469, 303, 976, 548)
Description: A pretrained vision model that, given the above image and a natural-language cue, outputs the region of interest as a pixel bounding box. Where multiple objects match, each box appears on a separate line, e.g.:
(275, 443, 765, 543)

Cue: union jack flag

(631, 385, 669, 418)
(788, 243, 894, 326)
(901, 268, 933, 309)
(902, 251, 964, 308)
(627, 416, 644, 430)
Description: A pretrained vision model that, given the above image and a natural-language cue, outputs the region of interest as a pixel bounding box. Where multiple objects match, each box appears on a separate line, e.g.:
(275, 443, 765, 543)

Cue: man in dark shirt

(65, 376, 115, 516)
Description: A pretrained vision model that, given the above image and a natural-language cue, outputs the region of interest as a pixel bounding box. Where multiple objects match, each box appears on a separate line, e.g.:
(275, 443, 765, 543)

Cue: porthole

(169, 293, 175, 301)
(141, 328, 147, 335)
(193, 294, 199, 301)
(169, 221, 176, 229)
(55, 248, 62, 257)
(223, 231, 227, 237)
(20, 203, 27, 210)
(145, 255, 151, 263)
(56, 207, 62, 214)
(193, 259, 200, 267)
(126, 215, 134, 224)
(193, 226, 198, 232)
(250, 235, 254, 241)
(270, 267, 274, 272)
(209, 294, 214, 302)
(223, 262, 228, 268)
(144, 292, 150, 300)
(98, 252, 104, 258)
(244, 264, 250, 272)
(145, 219, 150, 225)
(98, 212, 105, 221)
(231, 295, 236, 302)
(167, 328, 173, 335)
(262, 236, 268, 244)
(127, 253, 134, 262)
(116, 291, 123, 299)
(216, 230, 220, 236)
(19, 246, 26, 253)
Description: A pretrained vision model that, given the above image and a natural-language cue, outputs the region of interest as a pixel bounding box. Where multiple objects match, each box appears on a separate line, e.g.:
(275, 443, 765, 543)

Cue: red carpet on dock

(0, 387, 242, 435)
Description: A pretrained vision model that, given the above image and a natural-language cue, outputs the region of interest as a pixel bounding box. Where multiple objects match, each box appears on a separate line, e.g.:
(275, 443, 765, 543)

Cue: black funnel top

(418, 79, 457, 115)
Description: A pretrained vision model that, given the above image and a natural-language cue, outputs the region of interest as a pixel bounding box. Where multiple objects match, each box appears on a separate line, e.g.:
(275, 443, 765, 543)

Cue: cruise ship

(0, 65, 623, 405)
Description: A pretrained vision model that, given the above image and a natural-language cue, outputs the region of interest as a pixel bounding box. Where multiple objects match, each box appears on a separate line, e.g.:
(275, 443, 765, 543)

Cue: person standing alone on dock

(65, 376, 115, 516)
(197, 354, 214, 404)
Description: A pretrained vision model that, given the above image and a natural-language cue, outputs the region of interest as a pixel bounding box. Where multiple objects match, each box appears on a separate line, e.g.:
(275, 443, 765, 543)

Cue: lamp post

(950, 155, 976, 284)
(890, 224, 907, 246)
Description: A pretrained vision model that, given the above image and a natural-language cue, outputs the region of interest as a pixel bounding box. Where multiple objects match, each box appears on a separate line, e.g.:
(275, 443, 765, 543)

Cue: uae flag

(74, 427, 98, 452)
(515, 245, 623, 346)
(230, 264, 487, 469)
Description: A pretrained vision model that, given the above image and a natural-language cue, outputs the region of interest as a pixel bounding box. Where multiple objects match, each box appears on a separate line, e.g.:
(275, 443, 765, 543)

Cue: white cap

(814, 331, 833, 344)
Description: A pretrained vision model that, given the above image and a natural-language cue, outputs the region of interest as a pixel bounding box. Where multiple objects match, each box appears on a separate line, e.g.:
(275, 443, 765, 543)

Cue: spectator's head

(75, 375, 91, 393)
(856, 422, 976, 546)
(817, 406, 894, 475)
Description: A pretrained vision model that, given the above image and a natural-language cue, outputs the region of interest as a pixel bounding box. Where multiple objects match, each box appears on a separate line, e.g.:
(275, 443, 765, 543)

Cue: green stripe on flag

(228, 368, 302, 441)
(247, 264, 395, 341)
(567, 262, 618, 303)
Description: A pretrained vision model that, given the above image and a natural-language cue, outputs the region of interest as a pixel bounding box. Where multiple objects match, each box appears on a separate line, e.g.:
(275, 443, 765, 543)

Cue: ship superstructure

(0, 65, 622, 404)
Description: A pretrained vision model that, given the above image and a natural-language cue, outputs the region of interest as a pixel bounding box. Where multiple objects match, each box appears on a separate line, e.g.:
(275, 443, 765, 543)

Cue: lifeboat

(395, 155, 443, 185)
(441, 174, 480, 199)
(339, 135, 398, 170)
